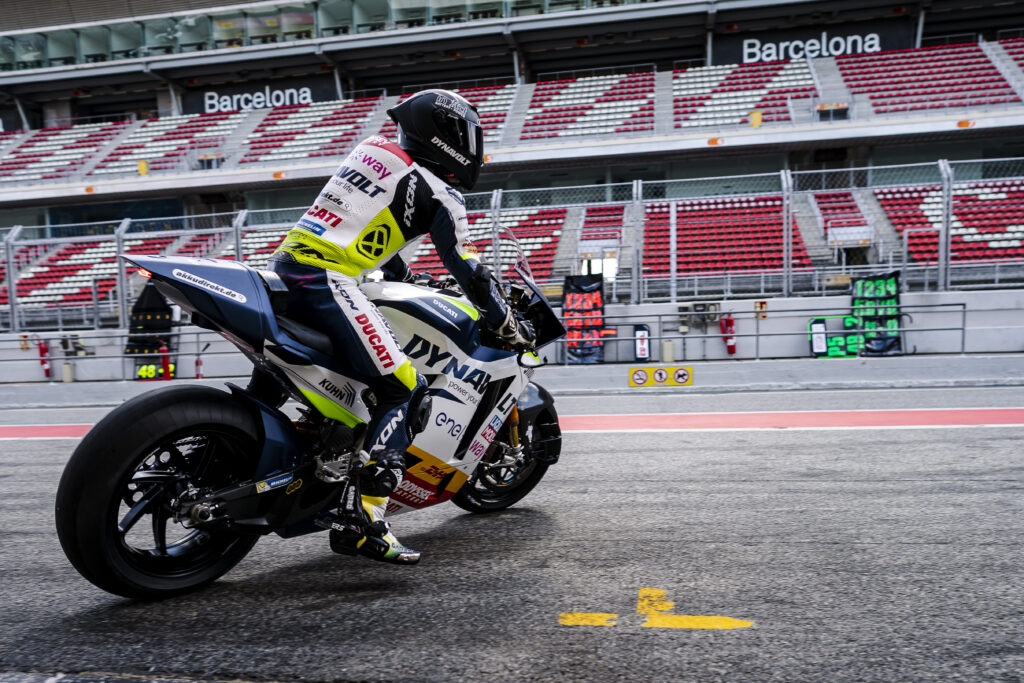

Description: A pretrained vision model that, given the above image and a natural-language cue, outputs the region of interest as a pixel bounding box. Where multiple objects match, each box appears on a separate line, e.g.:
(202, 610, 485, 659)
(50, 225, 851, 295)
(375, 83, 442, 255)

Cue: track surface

(1, 386, 1022, 682)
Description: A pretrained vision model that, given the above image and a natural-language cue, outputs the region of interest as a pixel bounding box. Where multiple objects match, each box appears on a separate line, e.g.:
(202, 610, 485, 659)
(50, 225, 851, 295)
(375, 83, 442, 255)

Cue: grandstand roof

(3, 0, 1023, 113)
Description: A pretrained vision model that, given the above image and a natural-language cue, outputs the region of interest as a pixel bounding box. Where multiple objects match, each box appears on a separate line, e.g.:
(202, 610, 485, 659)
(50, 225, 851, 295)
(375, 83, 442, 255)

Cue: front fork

(507, 404, 521, 451)
(479, 403, 526, 476)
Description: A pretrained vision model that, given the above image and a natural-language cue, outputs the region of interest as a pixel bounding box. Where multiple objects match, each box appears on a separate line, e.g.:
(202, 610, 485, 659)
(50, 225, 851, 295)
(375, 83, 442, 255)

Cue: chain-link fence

(4, 157, 1024, 331)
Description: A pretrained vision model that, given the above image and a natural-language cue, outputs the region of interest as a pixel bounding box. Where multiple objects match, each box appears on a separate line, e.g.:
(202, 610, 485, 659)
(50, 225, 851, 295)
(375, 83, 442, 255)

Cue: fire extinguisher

(37, 338, 51, 379)
(720, 314, 737, 355)
(158, 341, 171, 381)
(195, 343, 210, 379)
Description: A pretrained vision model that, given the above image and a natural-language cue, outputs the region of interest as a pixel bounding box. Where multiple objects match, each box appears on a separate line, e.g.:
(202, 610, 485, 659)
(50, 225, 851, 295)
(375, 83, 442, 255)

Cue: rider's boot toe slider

(329, 527, 421, 565)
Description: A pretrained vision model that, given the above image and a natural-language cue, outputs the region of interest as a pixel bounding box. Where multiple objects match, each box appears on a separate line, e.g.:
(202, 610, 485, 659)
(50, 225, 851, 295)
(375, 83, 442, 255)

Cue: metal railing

(546, 302, 970, 365)
(4, 156, 1024, 332)
(0, 301, 974, 383)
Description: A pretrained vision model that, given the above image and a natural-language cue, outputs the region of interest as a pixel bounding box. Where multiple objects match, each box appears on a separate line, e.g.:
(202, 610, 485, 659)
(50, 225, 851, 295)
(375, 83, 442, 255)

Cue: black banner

(563, 275, 607, 364)
(181, 75, 338, 115)
(713, 18, 915, 65)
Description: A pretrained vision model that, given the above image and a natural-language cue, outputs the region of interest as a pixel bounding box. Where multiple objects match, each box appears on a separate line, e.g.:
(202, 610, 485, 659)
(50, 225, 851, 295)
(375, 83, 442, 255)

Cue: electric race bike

(55, 230, 565, 599)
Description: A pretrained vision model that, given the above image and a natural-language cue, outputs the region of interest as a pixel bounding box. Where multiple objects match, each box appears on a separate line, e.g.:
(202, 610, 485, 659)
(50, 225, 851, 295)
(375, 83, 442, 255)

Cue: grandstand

(2, 0, 1024, 332)
(673, 60, 817, 128)
(239, 96, 381, 165)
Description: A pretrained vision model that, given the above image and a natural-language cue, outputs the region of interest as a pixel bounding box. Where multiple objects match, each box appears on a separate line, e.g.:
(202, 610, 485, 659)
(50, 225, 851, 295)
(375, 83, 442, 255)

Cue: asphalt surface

(1, 386, 1023, 682)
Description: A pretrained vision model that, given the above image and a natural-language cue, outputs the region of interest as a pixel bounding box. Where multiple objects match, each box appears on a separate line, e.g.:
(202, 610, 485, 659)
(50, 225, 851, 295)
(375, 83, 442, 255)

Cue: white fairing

(362, 280, 531, 515)
(264, 279, 531, 517)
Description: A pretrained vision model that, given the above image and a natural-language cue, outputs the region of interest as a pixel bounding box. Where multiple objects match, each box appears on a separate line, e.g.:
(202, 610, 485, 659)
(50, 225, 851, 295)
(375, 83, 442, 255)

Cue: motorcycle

(55, 229, 565, 599)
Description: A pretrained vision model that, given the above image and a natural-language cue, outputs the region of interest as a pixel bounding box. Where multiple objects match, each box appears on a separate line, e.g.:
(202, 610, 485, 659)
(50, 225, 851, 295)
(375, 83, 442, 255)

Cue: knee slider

(360, 448, 407, 497)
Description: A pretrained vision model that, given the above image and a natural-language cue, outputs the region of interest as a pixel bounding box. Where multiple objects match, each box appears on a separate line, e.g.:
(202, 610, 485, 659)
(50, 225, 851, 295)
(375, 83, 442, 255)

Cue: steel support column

(13, 98, 31, 131)
(631, 179, 642, 305)
(781, 169, 794, 297)
(4, 226, 23, 332)
(669, 200, 678, 303)
(232, 209, 248, 262)
(490, 189, 503, 279)
(937, 159, 953, 291)
(115, 218, 132, 330)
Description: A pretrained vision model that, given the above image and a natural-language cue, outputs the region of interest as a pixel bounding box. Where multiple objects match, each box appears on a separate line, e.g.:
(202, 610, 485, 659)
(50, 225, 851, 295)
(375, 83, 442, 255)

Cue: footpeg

(315, 451, 354, 483)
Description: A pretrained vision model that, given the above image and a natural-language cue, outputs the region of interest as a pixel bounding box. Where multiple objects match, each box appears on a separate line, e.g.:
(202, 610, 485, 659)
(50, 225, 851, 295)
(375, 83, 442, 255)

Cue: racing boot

(329, 448, 421, 565)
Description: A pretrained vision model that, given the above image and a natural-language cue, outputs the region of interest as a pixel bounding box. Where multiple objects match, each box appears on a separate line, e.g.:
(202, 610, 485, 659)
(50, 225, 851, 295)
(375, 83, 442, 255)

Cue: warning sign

(628, 366, 693, 387)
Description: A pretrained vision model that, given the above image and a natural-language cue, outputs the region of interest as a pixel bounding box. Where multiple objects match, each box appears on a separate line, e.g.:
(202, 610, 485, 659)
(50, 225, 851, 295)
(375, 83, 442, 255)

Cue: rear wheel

(452, 407, 556, 513)
(55, 385, 261, 599)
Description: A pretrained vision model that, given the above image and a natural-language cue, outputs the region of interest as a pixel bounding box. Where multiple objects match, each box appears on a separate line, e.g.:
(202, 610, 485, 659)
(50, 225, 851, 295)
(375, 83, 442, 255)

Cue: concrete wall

(2, 289, 1024, 383)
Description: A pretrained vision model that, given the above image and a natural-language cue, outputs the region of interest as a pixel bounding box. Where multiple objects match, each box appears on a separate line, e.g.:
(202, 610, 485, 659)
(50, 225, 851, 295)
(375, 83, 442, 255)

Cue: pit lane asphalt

(1, 386, 1022, 682)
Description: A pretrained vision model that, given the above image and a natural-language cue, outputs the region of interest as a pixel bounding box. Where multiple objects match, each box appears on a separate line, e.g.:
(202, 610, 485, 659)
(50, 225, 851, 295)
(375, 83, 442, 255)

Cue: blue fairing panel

(227, 384, 304, 478)
(126, 255, 273, 352)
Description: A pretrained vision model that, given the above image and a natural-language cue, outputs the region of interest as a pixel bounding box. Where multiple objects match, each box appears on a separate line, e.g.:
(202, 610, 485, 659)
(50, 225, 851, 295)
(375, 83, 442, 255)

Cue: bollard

(661, 339, 675, 363)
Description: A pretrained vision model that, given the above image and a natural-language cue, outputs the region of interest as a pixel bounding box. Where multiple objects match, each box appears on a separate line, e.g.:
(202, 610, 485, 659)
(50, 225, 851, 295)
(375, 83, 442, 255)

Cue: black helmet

(387, 89, 484, 190)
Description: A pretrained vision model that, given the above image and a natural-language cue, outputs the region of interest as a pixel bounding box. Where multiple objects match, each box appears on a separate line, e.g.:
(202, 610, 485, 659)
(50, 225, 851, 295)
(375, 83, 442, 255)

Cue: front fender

(518, 382, 561, 465)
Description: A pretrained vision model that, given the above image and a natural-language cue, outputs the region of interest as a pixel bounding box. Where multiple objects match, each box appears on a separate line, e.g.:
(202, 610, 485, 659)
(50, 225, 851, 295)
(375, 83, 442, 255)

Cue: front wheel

(55, 385, 262, 599)
(452, 404, 560, 513)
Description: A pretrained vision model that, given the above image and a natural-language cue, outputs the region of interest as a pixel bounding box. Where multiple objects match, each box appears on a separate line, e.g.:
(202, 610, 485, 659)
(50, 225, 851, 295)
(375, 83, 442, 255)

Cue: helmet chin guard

(387, 89, 484, 190)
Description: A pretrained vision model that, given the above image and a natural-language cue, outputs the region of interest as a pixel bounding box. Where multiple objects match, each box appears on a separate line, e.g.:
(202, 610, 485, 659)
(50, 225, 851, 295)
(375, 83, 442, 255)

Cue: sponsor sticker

(432, 137, 471, 167)
(318, 378, 357, 406)
(318, 190, 353, 212)
(468, 440, 487, 460)
(431, 298, 459, 319)
(285, 478, 303, 494)
(354, 312, 396, 369)
(256, 473, 294, 494)
(172, 269, 247, 303)
(436, 94, 469, 117)
(434, 411, 464, 438)
(297, 217, 326, 236)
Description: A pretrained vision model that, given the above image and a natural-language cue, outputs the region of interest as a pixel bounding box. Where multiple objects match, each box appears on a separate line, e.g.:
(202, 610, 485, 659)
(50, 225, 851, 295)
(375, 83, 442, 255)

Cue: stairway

(497, 83, 535, 147)
(76, 119, 146, 179)
(653, 69, 676, 135)
(854, 189, 903, 263)
(548, 205, 584, 282)
(808, 56, 860, 119)
(791, 192, 833, 267)
(218, 109, 270, 169)
(359, 94, 400, 140)
(979, 40, 1024, 101)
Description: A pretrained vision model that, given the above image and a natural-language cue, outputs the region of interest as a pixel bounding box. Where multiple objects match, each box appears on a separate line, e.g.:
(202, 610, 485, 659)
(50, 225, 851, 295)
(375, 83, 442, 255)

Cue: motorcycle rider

(268, 89, 534, 565)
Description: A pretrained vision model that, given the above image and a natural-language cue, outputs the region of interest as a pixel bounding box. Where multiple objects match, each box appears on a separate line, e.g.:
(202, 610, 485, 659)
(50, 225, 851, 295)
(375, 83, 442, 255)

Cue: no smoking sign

(628, 366, 693, 388)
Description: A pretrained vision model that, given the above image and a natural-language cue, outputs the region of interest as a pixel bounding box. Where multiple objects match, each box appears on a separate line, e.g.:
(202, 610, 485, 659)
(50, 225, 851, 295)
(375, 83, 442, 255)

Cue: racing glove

(494, 308, 536, 349)
(410, 271, 437, 287)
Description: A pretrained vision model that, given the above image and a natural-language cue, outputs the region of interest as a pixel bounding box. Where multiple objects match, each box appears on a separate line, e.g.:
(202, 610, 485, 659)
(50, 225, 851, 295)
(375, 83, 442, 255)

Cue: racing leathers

(267, 135, 516, 563)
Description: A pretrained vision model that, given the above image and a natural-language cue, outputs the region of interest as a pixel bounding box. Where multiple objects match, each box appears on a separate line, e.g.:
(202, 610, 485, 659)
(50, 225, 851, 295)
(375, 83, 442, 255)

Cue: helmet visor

(433, 109, 482, 159)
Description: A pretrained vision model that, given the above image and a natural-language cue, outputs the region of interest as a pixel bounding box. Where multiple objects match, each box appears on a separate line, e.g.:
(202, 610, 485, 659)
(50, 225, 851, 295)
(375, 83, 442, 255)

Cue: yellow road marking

(638, 588, 753, 630)
(558, 612, 619, 626)
(559, 588, 753, 630)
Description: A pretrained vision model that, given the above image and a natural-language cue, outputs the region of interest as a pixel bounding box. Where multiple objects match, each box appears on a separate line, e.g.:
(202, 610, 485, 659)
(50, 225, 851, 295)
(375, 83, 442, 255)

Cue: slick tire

(55, 385, 261, 600)
(452, 460, 549, 513)
(452, 406, 554, 513)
